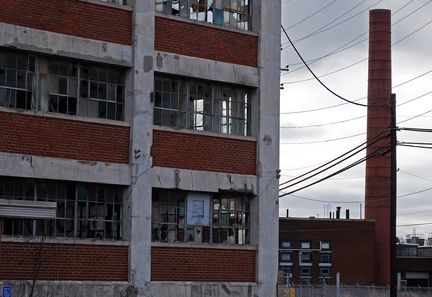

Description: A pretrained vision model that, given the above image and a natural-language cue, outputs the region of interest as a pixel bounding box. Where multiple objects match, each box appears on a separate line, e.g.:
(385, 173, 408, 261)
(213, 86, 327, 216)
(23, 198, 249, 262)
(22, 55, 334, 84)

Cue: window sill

(318, 263, 332, 267)
(1, 235, 129, 246)
(153, 125, 256, 142)
(155, 13, 258, 37)
(0, 107, 130, 128)
(80, 0, 133, 11)
(151, 241, 257, 251)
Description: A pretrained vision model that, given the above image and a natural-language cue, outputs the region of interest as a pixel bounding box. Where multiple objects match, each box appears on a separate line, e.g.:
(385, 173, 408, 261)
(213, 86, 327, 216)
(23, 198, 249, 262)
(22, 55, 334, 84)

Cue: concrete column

(365, 9, 392, 286)
(128, 0, 155, 291)
(252, 0, 281, 296)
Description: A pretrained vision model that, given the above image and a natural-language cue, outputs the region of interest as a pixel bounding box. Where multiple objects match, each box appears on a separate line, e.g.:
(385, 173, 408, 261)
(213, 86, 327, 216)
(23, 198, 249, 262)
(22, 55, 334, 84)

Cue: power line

(392, 0, 416, 16)
(281, 70, 432, 114)
(282, 58, 367, 85)
(281, 90, 432, 129)
(281, 33, 368, 75)
(282, 19, 432, 86)
(284, 0, 338, 30)
(392, 0, 432, 26)
(398, 186, 432, 198)
(399, 169, 432, 183)
(285, 193, 363, 204)
(397, 108, 432, 124)
(397, 222, 432, 227)
(280, 115, 365, 128)
(293, 0, 383, 43)
(281, 25, 378, 108)
(398, 208, 432, 217)
(281, 0, 422, 74)
(398, 143, 432, 150)
(281, 132, 365, 145)
(280, 130, 390, 188)
(288, 0, 370, 45)
(399, 127, 432, 133)
(279, 146, 390, 197)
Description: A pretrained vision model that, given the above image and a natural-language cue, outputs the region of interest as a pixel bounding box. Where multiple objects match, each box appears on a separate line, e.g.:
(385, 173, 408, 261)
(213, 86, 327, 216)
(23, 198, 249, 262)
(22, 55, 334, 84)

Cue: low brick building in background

(0, 1, 281, 296)
(279, 217, 376, 285)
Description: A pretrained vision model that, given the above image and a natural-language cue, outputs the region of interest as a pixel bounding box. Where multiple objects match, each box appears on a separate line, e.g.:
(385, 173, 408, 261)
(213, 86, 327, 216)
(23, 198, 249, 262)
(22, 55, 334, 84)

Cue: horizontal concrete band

(0, 22, 133, 66)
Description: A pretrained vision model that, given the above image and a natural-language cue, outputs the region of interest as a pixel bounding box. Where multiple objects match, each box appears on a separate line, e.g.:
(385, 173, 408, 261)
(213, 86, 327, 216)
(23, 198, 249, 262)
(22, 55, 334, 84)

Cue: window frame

(151, 188, 251, 245)
(154, 75, 251, 136)
(156, 0, 252, 31)
(0, 51, 36, 111)
(300, 240, 311, 249)
(0, 178, 124, 240)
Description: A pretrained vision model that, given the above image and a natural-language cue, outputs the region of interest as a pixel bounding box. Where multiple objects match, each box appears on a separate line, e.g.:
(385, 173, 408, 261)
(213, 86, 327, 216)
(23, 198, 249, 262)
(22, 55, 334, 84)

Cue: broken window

(49, 61, 125, 120)
(49, 61, 78, 115)
(0, 177, 123, 240)
(156, 0, 251, 30)
(79, 65, 124, 120)
(0, 50, 36, 110)
(152, 188, 250, 244)
(0, 50, 125, 121)
(154, 75, 250, 136)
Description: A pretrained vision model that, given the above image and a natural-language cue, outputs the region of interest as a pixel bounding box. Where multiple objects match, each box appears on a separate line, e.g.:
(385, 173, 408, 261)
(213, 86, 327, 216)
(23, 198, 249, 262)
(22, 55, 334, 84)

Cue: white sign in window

(187, 192, 210, 226)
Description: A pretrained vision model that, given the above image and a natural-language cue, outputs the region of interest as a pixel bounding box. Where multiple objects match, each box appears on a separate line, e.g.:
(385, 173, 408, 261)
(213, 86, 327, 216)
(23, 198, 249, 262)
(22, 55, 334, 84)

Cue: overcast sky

(279, 0, 432, 240)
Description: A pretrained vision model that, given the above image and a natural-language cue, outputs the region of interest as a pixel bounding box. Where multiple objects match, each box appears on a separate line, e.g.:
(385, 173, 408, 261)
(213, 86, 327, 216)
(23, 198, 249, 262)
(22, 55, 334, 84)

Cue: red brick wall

(155, 16, 258, 67)
(0, 0, 132, 45)
(0, 242, 128, 281)
(279, 218, 376, 285)
(0, 112, 129, 164)
(152, 130, 256, 175)
(151, 246, 256, 282)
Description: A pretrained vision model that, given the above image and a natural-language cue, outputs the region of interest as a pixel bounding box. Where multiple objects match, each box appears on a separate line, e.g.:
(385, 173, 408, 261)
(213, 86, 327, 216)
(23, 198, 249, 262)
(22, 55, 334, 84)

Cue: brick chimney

(365, 9, 392, 286)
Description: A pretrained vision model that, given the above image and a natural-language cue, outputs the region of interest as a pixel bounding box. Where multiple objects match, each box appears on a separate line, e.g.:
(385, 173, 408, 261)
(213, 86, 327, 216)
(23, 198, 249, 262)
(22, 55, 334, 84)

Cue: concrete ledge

(0, 152, 131, 185)
(154, 51, 259, 87)
(153, 125, 256, 141)
(1, 236, 129, 246)
(152, 166, 257, 194)
(150, 282, 259, 297)
(0, 22, 133, 67)
(0, 281, 130, 297)
(152, 242, 257, 250)
(0, 106, 130, 127)
(80, 0, 133, 11)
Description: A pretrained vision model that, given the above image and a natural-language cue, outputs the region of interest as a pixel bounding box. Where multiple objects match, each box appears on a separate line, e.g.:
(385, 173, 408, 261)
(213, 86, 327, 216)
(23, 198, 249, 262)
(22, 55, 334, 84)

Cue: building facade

(279, 217, 376, 286)
(0, 1, 281, 296)
(397, 244, 432, 287)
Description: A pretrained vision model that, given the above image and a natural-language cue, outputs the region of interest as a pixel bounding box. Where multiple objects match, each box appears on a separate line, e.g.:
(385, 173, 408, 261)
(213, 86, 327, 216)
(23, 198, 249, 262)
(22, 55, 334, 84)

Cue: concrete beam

(154, 51, 259, 87)
(0, 152, 130, 185)
(152, 166, 257, 194)
(0, 22, 133, 67)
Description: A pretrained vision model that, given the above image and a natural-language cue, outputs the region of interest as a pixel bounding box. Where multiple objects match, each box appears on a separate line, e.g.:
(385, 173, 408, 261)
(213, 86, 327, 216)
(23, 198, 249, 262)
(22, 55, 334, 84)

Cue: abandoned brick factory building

(0, 1, 281, 296)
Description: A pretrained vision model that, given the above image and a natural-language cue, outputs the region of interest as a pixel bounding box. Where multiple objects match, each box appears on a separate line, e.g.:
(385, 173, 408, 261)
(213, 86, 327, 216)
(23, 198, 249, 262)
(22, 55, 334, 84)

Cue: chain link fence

(278, 285, 432, 297)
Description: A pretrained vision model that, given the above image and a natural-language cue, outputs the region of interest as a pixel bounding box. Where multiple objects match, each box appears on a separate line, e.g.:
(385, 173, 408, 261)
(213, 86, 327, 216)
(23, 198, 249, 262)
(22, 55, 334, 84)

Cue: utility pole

(390, 93, 397, 297)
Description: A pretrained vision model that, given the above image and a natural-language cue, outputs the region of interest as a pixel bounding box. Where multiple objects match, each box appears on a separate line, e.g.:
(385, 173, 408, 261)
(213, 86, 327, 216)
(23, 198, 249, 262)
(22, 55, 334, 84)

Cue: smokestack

(286, 209, 289, 218)
(365, 9, 392, 286)
(346, 209, 350, 220)
(336, 206, 341, 219)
